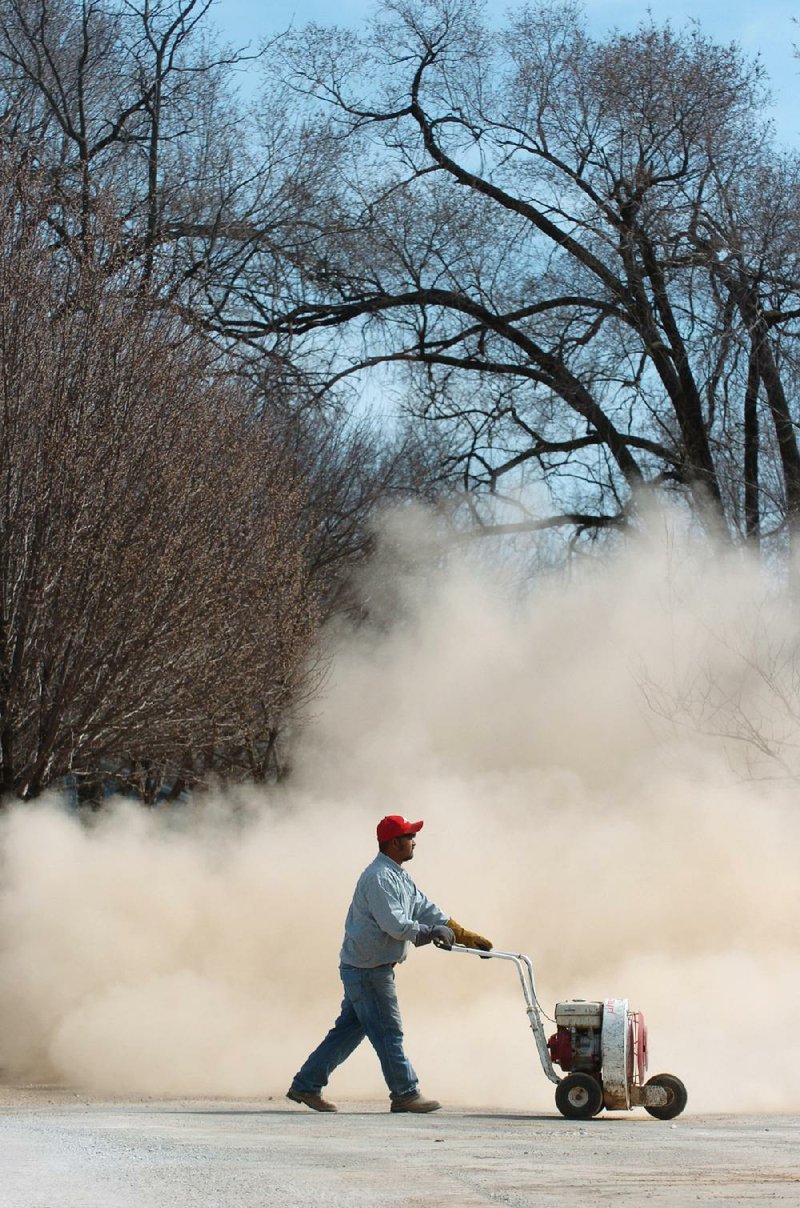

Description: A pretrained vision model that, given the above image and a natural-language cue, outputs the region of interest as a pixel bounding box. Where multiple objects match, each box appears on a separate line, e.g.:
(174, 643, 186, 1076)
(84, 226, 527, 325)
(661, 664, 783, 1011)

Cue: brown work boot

(390, 1092, 441, 1113)
(287, 1088, 338, 1113)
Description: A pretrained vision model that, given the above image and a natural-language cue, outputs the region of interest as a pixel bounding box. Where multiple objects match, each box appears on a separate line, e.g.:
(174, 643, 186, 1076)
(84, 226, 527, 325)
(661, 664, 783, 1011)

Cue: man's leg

(289, 990, 365, 1101)
(340, 965, 419, 1100)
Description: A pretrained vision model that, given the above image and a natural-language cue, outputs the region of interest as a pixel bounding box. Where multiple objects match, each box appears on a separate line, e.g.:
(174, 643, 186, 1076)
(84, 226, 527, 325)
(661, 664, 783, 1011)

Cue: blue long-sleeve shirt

(339, 852, 449, 968)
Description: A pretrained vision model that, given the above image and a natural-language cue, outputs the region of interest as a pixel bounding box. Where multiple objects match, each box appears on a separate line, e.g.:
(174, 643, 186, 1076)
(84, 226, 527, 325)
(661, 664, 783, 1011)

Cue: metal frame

(449, 943, 560, 1084)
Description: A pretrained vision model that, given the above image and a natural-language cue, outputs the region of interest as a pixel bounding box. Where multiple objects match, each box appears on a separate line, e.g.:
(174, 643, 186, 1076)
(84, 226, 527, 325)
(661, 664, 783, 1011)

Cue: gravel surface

(2, 1086, 799, 1207)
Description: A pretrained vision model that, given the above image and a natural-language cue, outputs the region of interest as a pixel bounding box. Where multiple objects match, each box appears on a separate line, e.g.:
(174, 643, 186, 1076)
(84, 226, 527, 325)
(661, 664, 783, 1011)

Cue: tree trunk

(743, 348, 760, 544)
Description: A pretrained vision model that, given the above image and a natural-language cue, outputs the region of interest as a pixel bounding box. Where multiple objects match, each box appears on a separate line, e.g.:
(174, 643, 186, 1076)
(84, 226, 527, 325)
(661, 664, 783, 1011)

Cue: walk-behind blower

(449, 944, 687, 1120)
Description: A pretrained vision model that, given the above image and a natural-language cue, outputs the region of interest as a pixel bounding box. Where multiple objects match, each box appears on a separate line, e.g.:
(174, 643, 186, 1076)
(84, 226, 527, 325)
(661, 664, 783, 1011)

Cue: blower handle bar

(445, 944, 560, 1084)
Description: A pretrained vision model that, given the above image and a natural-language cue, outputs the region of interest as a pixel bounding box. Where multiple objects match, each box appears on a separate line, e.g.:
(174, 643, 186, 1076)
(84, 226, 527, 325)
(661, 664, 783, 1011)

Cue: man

(287, 814, 493, 1114)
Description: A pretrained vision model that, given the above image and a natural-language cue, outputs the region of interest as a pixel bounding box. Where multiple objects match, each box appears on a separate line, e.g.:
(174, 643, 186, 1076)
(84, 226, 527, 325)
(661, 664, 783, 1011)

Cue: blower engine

(547, 998, 686, 1120)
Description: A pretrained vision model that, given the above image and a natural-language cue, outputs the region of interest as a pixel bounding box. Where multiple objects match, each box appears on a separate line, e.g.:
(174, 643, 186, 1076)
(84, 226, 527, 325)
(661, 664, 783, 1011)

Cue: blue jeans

(291, 964, 418, 1100)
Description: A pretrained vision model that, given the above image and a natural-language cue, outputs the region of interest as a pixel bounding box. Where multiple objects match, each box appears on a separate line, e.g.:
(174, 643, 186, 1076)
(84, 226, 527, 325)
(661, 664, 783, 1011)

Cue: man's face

(392, 832, 416, 863)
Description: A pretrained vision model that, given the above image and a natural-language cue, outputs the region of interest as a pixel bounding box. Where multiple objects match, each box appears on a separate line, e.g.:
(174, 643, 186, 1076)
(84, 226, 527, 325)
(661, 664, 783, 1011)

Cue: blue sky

(212, 0, 799, 145)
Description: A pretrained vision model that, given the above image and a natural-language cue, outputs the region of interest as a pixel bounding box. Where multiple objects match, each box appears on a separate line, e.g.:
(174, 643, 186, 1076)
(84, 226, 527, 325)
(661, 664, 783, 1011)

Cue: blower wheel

(642, 1073, 688, 1121)
(554, 1072, 604, 1120)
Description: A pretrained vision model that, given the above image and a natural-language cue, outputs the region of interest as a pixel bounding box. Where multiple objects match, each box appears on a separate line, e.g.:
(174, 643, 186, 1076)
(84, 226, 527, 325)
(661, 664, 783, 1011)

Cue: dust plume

(1, 506, 799, 1112)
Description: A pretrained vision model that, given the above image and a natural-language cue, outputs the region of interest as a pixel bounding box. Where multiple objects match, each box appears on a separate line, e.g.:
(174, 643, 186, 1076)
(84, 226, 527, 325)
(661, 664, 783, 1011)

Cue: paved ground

(1, 1086, 799, 1207)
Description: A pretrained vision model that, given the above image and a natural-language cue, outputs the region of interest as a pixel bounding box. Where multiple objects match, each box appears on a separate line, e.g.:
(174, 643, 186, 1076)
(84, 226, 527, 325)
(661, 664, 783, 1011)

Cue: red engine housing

(548, 1028, 575, 1072)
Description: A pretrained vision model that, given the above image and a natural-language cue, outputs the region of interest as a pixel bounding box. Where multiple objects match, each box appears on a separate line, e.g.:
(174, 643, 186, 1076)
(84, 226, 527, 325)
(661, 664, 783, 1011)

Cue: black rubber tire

(643, 1073, 688, 1120)
(555, 1073, 604, 1120)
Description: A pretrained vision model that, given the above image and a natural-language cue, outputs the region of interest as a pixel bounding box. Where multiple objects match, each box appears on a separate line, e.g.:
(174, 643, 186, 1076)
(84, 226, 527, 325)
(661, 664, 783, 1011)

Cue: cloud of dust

(1, 504, 799, 1113)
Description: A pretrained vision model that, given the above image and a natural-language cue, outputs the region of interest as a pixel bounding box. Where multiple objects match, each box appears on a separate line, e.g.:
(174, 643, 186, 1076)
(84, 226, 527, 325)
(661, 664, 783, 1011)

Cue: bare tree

(12, 1, 797, 562)
(0, 152, 318, 802)
(244, 1, 800, 551)
(0, 0, 443, 614)
(0, 0, 247, 244)
(0, 0, 353, 322)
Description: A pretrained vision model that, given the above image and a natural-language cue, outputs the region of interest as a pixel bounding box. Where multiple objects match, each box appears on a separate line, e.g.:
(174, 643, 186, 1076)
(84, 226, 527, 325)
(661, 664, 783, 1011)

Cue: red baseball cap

(377, 815, 424, 843)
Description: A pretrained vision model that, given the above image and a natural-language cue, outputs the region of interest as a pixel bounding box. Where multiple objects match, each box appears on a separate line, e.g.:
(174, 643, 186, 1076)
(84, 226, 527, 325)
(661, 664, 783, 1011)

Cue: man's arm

(412, 889, 493, 951)
(409, 883, 449, 929)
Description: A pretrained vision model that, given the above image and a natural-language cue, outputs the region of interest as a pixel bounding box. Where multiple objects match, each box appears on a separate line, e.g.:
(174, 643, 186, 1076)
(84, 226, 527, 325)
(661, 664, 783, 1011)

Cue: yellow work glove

(447, 918, 493, 951)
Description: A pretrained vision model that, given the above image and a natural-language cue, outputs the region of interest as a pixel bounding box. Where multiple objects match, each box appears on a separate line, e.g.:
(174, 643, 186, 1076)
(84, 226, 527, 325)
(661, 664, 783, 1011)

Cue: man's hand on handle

(446, 917, 493, 956)
(414, 924, 456, 949)
(415, 919, 494, 954)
